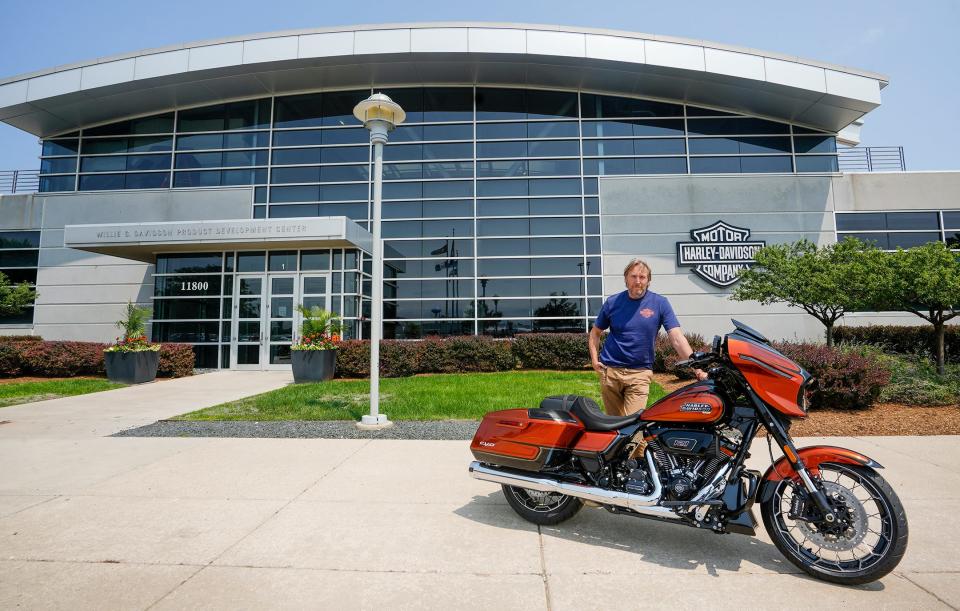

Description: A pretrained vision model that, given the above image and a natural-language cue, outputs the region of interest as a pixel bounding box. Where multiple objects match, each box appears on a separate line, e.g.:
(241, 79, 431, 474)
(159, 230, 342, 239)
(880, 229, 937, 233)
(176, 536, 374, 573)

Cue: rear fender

(757, 445, 883, 504)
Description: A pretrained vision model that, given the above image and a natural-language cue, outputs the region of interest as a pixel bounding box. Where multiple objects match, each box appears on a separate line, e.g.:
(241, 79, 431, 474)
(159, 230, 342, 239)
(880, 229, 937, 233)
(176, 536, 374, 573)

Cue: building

(0, 23, 957, 369)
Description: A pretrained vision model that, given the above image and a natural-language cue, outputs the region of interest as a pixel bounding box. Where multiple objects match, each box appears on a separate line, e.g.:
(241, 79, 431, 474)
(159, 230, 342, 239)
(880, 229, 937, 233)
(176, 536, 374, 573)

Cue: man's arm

(589, 326, 605, 374)
(667, 327, 708, 381)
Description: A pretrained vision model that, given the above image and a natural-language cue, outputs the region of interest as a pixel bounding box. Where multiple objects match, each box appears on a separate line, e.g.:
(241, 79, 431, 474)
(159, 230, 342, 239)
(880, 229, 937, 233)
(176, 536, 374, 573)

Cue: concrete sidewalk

(0, 376, 957, 609)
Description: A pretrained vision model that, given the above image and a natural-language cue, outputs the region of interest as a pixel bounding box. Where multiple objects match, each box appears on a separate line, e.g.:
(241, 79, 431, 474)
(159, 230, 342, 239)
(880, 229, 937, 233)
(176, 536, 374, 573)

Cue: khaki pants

(600, 366, 654, 416)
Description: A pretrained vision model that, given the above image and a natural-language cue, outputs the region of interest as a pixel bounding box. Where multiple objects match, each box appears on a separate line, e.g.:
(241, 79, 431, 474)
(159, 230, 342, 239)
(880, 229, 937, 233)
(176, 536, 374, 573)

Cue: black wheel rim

(509, 487, 570, 513)
(771, 464, 894, 575)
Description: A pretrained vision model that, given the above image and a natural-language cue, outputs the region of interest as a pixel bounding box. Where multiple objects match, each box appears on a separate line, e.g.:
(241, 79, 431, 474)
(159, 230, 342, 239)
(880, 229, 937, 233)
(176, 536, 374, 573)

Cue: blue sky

(0, 0, 957, 170)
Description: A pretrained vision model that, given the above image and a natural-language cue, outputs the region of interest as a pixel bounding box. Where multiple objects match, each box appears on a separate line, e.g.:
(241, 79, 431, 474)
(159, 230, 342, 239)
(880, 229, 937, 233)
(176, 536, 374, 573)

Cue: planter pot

(292, 349, 337, 383)
(104, 350, 160, 384)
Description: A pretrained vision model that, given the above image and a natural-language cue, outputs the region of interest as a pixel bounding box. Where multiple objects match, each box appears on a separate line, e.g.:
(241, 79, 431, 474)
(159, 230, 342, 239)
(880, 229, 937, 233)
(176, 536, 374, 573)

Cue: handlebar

(675, 351, 717, 369)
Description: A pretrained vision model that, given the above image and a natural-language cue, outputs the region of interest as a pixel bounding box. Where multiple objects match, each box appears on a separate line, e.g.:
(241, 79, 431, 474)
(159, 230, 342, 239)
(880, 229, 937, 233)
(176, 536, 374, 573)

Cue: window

(0, 231, 40, 325)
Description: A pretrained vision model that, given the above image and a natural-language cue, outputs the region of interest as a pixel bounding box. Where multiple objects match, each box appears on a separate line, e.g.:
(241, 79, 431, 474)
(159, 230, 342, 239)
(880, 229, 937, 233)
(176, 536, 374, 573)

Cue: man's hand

(592, 361, 605, 374)
(695, 369, 708, 381)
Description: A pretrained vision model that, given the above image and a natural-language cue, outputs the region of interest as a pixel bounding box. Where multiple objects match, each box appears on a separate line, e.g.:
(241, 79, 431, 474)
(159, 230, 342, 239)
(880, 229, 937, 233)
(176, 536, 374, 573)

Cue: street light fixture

(353, 93, 405, 428)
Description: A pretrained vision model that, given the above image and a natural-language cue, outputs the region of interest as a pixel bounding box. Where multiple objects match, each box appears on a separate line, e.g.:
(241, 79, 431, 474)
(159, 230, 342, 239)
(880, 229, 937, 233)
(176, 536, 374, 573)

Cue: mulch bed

(652, 374, 960, 437)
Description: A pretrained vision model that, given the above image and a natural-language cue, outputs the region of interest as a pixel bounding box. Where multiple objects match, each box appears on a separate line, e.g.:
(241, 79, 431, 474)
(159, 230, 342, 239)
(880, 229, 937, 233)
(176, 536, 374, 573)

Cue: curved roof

(0, 22, 887, 138)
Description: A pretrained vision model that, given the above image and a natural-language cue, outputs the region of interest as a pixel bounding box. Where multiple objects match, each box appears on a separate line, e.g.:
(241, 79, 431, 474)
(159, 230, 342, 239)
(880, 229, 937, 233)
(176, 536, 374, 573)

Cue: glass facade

(39, 87, 840, 338)
(836, 211, 960, 251)
(0, 231, 40, 325)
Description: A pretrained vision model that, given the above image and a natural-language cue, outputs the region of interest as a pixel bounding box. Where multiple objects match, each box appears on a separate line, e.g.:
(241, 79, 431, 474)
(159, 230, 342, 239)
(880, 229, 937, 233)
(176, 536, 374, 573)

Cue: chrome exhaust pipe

(469, 451, 682, 521)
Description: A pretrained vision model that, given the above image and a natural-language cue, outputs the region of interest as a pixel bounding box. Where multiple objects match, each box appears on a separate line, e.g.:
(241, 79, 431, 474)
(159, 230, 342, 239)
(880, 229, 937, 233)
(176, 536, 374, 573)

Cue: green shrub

(441, 336, 515, 372)
(512, 333, 590, 370)
(879, 355, 960, 406)
(774, 342, 892, 410)
(834, 324, 960, 361)
(157, 344, 196, 378)
(0, 342, 23, 376)
(379, 341, 421, 378)
(335, 340, 370, 378)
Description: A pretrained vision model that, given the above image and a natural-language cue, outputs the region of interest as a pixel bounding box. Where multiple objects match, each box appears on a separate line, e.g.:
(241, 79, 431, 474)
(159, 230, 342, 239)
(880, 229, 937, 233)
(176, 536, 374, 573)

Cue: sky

(0, 0, 957, 171)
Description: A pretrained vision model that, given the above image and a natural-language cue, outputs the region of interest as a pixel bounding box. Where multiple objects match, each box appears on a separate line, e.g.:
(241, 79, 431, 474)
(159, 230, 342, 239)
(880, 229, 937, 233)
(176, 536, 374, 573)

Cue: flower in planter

(292, 305, 343, 351)
(104, 301, 161, 353)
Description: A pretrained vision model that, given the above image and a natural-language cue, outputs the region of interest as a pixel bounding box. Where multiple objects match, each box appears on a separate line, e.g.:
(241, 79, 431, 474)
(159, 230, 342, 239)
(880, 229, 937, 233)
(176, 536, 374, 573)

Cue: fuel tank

(640, 381, 726, 424)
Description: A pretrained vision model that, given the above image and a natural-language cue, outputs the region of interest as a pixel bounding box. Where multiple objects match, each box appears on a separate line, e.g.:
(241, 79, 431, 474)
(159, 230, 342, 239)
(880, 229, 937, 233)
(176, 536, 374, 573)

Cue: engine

(628, 425, 743, 501)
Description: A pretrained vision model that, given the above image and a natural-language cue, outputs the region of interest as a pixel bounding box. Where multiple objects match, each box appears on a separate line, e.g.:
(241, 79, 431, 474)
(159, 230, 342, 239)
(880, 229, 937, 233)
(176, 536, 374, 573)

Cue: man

(589, 258, 707, 417)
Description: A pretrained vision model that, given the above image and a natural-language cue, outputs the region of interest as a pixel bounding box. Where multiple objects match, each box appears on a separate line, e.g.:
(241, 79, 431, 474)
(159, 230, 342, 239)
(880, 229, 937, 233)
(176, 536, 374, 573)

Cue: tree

(0, 272, 36, 317)
(731, 238, 886, 346)
(875, 242, 960, 375)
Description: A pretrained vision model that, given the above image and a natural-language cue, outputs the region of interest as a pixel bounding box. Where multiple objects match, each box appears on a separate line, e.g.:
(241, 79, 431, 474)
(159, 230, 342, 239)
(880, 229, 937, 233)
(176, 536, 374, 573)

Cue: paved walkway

(0, 374, 957, 609)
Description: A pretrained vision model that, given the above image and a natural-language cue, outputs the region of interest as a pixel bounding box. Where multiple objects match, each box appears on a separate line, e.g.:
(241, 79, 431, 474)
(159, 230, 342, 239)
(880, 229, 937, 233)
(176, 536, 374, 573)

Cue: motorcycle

(468, 320, 908, 585)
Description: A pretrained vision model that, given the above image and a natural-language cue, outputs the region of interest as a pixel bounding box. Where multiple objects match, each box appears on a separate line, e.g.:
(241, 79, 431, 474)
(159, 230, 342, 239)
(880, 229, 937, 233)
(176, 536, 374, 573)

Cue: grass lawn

(178, 370, 667, 421)
(0, 378, 125, 408)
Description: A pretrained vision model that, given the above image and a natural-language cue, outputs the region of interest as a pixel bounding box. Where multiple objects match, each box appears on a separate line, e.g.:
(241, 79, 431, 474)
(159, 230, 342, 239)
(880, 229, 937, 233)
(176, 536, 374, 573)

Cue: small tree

(731, 238, 886, 346)
(876, 242, 960, 375)
(0, 271, 36, 317)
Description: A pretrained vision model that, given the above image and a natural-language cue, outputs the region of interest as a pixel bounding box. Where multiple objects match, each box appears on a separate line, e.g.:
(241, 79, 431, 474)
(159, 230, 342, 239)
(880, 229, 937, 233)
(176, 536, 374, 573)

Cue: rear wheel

(502, 485, 583, 525)
(761, 463, 908, 585)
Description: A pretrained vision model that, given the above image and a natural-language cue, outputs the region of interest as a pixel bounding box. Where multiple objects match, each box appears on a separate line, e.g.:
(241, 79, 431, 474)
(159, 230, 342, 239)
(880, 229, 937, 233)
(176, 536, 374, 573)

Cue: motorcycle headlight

(797, 378, 815, 413)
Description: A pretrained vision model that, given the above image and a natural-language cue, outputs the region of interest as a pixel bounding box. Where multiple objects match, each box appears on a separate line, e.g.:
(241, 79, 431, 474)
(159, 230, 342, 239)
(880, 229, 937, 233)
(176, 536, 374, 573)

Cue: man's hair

(623, 258, 652, 280)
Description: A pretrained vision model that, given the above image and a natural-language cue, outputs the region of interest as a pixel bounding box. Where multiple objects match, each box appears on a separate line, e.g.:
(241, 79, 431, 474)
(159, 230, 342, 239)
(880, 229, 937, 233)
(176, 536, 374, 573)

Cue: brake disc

(795, 481, 868, 551)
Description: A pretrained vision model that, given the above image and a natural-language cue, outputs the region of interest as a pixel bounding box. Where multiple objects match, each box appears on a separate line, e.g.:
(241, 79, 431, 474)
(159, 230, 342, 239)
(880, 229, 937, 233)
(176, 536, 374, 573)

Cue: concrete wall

(599, 171, 960, 342)
(0, 188, 251, 341)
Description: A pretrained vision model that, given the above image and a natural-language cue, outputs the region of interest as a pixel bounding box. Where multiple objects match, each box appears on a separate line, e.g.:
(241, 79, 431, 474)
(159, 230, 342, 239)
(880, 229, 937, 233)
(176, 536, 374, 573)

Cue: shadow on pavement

(455, 490, 886, 590)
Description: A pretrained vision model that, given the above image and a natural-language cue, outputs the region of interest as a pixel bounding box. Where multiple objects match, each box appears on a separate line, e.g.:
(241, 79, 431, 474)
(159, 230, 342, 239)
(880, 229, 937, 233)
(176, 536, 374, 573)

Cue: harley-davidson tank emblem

(676, 220, 766, 287)
(679, 402, 713, 413)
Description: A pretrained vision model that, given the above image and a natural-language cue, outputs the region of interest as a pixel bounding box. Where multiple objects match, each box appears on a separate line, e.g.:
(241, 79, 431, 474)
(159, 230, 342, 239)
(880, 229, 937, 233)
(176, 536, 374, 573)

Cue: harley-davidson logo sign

(676, 221, 766, 287)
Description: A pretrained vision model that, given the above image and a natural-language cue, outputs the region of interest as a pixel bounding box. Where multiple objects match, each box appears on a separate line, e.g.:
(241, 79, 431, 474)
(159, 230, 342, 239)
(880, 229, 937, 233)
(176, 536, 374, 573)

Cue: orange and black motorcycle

(469, 320, 908, 585)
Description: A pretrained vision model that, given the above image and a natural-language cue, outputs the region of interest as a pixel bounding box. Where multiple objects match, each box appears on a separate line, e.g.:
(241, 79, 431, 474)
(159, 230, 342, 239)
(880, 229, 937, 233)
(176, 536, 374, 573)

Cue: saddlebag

(470, 406, 584, 472)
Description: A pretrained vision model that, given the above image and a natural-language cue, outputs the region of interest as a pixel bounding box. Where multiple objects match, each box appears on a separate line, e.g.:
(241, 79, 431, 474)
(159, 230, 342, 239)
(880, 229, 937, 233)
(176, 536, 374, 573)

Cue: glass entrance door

(266, 274, 296, 368)
(232, 275, 264, 370)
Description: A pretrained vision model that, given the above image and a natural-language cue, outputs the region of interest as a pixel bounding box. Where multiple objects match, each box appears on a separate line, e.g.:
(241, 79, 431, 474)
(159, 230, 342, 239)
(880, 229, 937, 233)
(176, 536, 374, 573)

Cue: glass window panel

(227, 132, 269, 149)
(796, 155, 839, 172)
(476, 88, 526, 120)
(173, 170, 221, 187)
(320, 90, 367, 126)
(303, 277, 328, 295)
(478, 141, 526, 158)
(886, 212, 940, 230)
(384, 144, 422, 161)
(532, 277, 583, 295)
(318, 202, 367, 218)
(0, 251, 39, 267)
(236, 344, 259, 364)
(478, 160, 527, 178)
(390, 125, 422, 142)
(39, 176, 76, 192)
(383, 163, 422, 180)
(689, 136, 792, 155)
(270, 185, 320, 203)
(946, 232, 960, 248)
(478, 238, 530, 256)
(320, 127, 367, 145)
(532, 296, 583, 317)
(583, 178, 599, 195)
(532, 237, 582, 255)
(0, 231, 41, 249)
(81, 155, 127, 172)
(269, 203, 319, 218)
(635, 156, 687, 174)
(0, 268, 38, 284)
(581, 119, 685, 137)
(126, 154, 171, 171)
(477, 123, 528, 140)
(121, 172, 169, 189)
(0, 306, 34, 325)
(477, 180, 528, 197)
(42, 139, 79, 156)
(528, 159, 580, 176)
(585, 237, 601, 254)
(844, 233, 890, 249)
(478, 218, 528, 236)
(40, 157, 76, 174)
(269, 252, 298, 272)
(582, 139, 633, 156)
(587, 276, 602, 293)
(479, 258, 531, 276)
(584, 197, 599, 214)
(273, 130, 324, 147)
(393, 279, 473, 299)
(422, 180, 472, 198)
(686, 106, 739, 117)
(81, 138, 126, 155)
(269, 345, 292, 365)
(688, 117, 790, 135)
(423, 142, 473, 160)
(253, 205, 267, 218)
(836, 213, 887, 231)
(794, 136, 837, 154)
(153, 298, 221, 320)
(423, 87, 473, 122)
(524, 198, 583, 216)
(585, 216, 600, 234)
(385, 239, 473, 258)
(176, 152, 221, 169)
(482, 279, 530, 297)
(320, 146, 368, 164)
(530, 178, 580, 196)
(301, 251, 331, 271)
(421, 200, 472, 218)
(580, 94, 682, 118)
(272, 166, 320, 184)
(943, 212, 960, 229)
(583, 158, 634, 176)
(423, 123, 473, 141)
(739, 156, 793, 173)
(222, 150, 267, 167)
(176, 133, 223, 151)
(383, 182, 422, 200)
(478, 199, 528, 216)
(530, 217, 582, 235)
(690, 157, 742, 174)
(85, 113, 174, 136)
(479, 298, 530, 317)
(321, 183, 368, 201)
(887, 232, 942, 249)
(237, 252, 266, 273)
(270, 297, 294, 318)
(321, 164, 369, 181)
(274, 93, 324, 128)
(526, 122, 580, 138)
(528, 140, 579, 157)
(532, 258, 587, 275)
(526, 90, 578, 119)
(156, 253, 221, 274)
(270, 321, 293, 342)
(79, 174, 125, 190)
(152, 321, 219, 343)
(223, 168, 266, 186)
(384, 321, 474, 339)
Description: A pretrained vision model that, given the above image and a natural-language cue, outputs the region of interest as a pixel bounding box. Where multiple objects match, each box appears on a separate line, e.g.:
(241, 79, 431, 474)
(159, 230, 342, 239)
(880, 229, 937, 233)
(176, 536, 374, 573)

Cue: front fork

(746, 388, 837, 523)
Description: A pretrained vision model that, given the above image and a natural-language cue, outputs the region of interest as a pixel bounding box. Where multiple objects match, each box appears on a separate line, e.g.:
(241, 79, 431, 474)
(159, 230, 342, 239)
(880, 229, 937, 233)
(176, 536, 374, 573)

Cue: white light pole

(353, 93, 405, 429)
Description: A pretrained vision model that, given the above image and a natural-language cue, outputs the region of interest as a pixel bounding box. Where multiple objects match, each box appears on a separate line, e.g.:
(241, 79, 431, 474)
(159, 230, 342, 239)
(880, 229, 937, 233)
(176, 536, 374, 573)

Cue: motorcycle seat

(538, 395, 641, 431)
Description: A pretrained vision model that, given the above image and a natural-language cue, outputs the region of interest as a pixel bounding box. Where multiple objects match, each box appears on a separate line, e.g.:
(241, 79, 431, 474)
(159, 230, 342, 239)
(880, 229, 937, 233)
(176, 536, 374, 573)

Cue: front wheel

(761, 463, 908, 585)
(502, 484, 583, 525)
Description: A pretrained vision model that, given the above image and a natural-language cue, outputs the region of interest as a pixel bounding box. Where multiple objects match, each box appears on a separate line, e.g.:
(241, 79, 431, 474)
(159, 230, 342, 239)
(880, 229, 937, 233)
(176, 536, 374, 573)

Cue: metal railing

(0, 169, 40, 194)
(838, 146, 906, 172)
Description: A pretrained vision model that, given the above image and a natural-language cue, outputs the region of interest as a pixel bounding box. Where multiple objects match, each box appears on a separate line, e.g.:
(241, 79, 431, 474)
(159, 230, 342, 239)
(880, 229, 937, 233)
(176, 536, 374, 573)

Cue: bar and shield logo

(676, 221, 766, 287)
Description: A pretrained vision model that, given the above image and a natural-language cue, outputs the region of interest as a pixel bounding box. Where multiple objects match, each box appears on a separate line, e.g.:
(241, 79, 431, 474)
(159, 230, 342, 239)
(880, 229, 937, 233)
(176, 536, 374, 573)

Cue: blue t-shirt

(594, 290, 680, 369)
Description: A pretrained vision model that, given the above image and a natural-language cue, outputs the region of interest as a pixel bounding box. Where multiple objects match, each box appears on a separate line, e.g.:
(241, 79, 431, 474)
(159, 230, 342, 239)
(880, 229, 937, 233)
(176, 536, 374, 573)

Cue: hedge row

(0, 340, 195, 378)
(834, 324, 960, 361)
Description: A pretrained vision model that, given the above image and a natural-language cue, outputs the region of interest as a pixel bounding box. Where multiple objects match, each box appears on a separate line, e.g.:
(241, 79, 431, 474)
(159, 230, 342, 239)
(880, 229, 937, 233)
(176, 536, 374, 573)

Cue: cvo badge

(676, 220, 766, 288)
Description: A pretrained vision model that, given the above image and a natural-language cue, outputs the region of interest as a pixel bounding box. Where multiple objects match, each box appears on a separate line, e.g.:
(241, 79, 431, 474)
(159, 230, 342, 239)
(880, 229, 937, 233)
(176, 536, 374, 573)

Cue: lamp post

(353, 93, 405, 428)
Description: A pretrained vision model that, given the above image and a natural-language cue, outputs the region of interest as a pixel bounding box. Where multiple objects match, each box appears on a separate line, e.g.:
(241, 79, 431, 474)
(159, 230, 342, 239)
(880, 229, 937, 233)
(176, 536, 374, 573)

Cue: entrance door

(230, 272, 331, 370)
